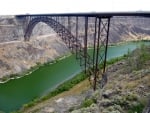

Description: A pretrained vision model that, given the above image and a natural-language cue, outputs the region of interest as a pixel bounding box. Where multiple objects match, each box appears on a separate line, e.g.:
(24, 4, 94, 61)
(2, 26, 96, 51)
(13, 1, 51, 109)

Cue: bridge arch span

(24, 17, 74, 43)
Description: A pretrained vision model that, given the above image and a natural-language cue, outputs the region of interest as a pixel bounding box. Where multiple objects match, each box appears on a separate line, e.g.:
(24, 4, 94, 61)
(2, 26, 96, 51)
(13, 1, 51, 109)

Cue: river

(0, 41, 149, 113)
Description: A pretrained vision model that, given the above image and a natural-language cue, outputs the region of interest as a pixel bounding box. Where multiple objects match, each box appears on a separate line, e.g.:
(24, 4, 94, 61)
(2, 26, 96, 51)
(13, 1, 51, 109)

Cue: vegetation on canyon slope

(10, 45, 150, 113)
(16, 44, 150, 113)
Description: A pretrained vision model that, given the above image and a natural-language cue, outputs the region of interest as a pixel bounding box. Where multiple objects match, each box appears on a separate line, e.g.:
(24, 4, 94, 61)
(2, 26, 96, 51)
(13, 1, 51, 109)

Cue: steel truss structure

(16, 12, 150, 90)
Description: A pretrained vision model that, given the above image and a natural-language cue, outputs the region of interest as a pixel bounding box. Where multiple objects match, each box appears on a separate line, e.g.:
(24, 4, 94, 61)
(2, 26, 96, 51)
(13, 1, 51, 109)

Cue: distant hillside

(109, 17, 150, 43)
(0, 16, 150, 43)
(0, 35, 69, 80)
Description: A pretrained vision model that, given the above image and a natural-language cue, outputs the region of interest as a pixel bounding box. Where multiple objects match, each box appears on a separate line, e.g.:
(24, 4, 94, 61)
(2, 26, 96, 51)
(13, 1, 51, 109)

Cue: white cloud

(0, 0, 149, 15)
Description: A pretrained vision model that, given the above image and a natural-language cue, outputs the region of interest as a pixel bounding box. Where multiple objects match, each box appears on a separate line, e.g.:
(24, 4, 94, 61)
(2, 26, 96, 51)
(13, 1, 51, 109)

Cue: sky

(0, 0, 150, 15)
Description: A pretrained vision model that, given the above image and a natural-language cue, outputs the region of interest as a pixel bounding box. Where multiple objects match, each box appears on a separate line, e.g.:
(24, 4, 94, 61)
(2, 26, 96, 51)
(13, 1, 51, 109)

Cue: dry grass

(125, 80, 140, 89)
(53, 79, 90, 98)
(141, 74, 150, 86)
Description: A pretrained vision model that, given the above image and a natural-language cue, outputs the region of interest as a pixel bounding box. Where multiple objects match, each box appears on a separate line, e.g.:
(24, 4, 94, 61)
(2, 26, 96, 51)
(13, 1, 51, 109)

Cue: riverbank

(0, 34, 69, 81)
(0, 52, 71, 83)
(0, 39, 136, 83)
(16, 55, 127, 113)
(108, 40, 150, 47)
(1, 40, 150, 83)
(19, 45, 150, 113)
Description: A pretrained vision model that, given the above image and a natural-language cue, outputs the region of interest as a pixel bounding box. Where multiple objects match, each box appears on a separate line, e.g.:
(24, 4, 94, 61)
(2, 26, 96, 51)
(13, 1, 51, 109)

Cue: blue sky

(0, 0, 149, 15)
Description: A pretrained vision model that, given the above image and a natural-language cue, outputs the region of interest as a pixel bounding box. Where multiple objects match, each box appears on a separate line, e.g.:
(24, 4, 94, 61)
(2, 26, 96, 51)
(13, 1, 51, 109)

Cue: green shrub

(125, 45, 150, 72)
(10, 111, 22, 113)
(125, 93, 138, 101)
(81, 98, 95, 108)
(106, 56, 126, 66)
(36, 62, 41, 65)
(128, 103, 144, 113)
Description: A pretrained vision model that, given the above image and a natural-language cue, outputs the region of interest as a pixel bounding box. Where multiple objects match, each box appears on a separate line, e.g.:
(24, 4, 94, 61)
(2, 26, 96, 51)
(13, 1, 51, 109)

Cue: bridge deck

(16, 12, 150, 18)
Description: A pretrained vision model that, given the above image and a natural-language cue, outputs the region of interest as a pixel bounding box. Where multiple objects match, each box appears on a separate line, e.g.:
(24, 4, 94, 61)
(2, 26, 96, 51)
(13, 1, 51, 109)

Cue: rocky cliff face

(0, 16, 70, 79)
(0, 35, 69, 79)
(109, 17, 150, 43)
(0, 16, 150, 79)
(0, 16, 23, 42)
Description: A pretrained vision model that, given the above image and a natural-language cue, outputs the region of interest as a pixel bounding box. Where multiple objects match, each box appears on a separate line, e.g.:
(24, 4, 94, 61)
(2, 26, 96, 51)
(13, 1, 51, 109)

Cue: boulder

(102, 89, 114, 98)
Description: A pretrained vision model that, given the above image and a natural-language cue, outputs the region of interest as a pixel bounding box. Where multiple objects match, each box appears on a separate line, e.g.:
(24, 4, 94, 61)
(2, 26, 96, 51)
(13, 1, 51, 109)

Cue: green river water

(0, 41, 149, 113)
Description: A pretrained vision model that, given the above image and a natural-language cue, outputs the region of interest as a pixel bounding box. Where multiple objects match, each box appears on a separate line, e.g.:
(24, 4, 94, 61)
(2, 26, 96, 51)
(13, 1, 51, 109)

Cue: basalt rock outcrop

(0, 16, 150, 79)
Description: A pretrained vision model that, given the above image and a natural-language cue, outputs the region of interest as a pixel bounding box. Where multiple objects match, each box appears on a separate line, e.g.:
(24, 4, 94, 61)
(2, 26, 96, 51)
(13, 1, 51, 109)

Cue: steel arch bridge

(16, 12, 150, 91)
